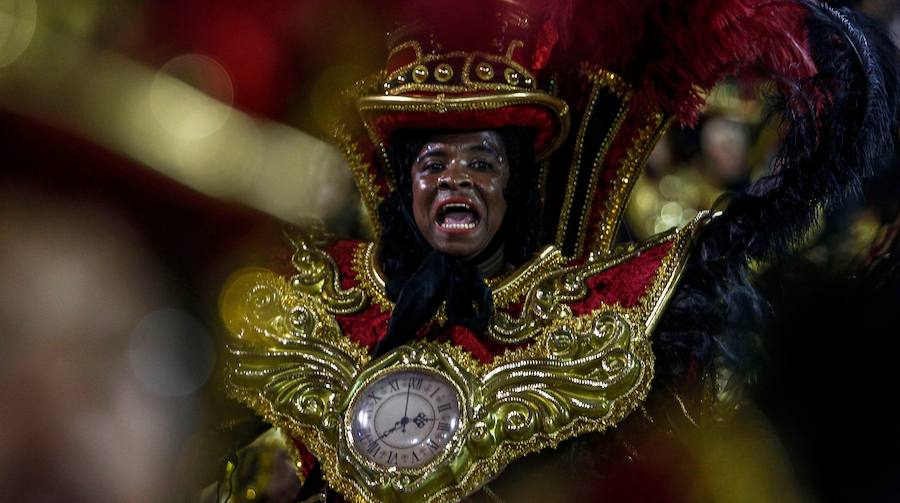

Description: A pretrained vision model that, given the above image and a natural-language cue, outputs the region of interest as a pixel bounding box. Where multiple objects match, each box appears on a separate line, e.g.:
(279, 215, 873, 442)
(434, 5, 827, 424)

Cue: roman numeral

(426, 439, 439, 451)
(429, 387, 440, 398)
(386, 450, 397, 464)
(365, 393, 381, 402)
(388, 379, 400, 392)
(412, 451, 420, 462)
(366, 441, 381, 457)
(436, 422, 450, 432)
(408, 378, 423, 390)
(437, 403, 451, 412)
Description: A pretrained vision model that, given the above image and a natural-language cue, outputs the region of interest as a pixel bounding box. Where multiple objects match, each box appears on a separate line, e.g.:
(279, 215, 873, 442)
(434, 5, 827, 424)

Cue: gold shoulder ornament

(222, 215, 708, 503)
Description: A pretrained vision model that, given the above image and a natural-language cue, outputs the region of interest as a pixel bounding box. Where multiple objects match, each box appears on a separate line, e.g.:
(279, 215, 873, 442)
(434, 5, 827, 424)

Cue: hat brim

(357, 93, 570, 174)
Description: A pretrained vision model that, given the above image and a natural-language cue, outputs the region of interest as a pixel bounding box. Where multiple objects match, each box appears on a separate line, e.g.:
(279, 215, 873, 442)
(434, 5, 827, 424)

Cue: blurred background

(1, 0, 897, 502)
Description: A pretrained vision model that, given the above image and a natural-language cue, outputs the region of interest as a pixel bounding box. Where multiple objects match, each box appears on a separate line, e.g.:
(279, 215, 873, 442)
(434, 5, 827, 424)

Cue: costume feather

(654, 1, 899, 381)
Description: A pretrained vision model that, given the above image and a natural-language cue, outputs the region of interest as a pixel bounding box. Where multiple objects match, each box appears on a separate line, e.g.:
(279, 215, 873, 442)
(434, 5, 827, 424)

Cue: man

(215, 1, 897, 502)
(372, 128, 542, 359)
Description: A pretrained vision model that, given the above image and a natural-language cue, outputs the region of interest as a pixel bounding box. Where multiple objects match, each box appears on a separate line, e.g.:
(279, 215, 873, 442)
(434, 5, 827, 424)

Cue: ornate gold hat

(357, 36, 571, 162)
(335, 0, 573, 236)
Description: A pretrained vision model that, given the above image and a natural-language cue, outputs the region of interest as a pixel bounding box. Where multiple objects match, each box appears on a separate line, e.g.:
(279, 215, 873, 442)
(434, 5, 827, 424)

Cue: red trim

(368, 105, 560, 158)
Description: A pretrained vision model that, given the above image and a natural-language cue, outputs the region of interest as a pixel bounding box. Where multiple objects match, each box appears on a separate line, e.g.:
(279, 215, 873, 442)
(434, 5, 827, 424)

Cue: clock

(349, 369, 461, 469)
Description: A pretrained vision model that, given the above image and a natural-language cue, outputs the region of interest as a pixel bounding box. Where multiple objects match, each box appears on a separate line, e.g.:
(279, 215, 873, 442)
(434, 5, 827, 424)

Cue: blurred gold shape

(0, 0, 37, 68)
(0, 8, 355, 226)
(150, 53, 235, 141)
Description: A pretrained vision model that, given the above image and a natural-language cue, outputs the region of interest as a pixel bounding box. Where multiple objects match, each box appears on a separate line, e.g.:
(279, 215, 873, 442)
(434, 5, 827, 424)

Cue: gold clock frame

(342, 360, 470, 482)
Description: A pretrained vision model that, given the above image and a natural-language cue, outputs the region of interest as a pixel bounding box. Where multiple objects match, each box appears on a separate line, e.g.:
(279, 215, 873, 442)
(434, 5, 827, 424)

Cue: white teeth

(440, 222, 476, 230)
(437, 202, 478, 230)
(443, 203, 471, 210)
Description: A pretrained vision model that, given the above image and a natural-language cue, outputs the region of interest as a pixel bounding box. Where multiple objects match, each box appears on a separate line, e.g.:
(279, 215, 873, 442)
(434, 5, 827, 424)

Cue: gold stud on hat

(412, 65, 429, 83)
(504, 67, 520, 85)
(476, 62, 494, 81)
(435, 63, 454, 82)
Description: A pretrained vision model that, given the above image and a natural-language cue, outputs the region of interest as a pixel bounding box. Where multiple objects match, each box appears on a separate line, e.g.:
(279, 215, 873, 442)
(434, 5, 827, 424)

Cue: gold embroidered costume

(209, 0, 900, 501)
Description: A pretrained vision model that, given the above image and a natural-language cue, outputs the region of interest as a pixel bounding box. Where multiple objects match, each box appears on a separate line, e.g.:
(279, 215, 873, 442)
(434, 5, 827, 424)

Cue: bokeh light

(307, 63, 366, 133)
(150, 53, 235, 140)
(0, 192, 191, 502)
(0, 0, 37, 68)
(128, 308, 216, 397)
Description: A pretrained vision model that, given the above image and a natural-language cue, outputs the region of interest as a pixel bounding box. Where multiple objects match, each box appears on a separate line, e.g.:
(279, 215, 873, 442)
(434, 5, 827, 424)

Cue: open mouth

(436, 202, 481, 231)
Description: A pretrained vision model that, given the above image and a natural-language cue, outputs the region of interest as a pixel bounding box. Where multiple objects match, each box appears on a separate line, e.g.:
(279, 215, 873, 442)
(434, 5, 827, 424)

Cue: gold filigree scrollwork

(477, 311, 643, 447)
(223, 269, 370, 474)
(285, 225, 368, 315)
(487, 224, 687, 345)
(224, 217, 705, 503)
(225, 274, 651, 503)
(230, 307, 644, 503)
(487, 262, 596, 344)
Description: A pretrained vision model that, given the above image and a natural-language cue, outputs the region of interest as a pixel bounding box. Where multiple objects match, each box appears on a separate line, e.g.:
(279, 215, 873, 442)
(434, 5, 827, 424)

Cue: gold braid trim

(332, 123, 384, 236)
(555, 66, 634, 258)
(592, 113, 673, 256)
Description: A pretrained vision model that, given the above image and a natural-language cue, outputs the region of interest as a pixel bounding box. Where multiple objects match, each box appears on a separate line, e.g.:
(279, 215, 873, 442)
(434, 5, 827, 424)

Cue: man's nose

(437, 163, 473, 189)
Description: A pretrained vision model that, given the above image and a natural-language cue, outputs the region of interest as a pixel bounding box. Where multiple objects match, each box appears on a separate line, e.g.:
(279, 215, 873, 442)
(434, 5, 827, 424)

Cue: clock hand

(378, 420, 403, 440)
(402, 380, 412, 432)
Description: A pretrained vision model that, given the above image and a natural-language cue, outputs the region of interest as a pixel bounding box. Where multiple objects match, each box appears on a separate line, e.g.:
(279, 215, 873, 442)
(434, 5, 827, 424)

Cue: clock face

(349, 370, 461, 469)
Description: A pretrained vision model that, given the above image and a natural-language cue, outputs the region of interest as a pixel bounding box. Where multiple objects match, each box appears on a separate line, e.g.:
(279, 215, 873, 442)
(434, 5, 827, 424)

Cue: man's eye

(470, 161, 493, 171)
(422, 162, 445, 172)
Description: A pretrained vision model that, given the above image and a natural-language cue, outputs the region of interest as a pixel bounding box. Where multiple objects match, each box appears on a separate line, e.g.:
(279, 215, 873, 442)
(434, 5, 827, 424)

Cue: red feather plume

(544, 0, 818, 124)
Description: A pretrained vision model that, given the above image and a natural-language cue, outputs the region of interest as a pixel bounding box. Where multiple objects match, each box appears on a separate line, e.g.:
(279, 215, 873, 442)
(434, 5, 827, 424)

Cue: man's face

(410, 131, 510, 258)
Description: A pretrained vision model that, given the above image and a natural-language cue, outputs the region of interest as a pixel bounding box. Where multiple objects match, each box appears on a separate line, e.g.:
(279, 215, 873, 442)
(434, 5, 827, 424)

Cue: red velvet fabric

(568, 241, 674, 315)
(437, 324, 508, 364)
(386, 44, 418, 72)
(325, 240, 364, 291)
(581, 109, 647, 250)
(292, 438, 318, 479)
(336, 306, 393, 352)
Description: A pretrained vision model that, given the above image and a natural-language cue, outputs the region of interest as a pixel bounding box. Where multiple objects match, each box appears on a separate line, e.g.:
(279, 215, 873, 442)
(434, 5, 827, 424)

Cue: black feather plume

(653, 1, 900, 384)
